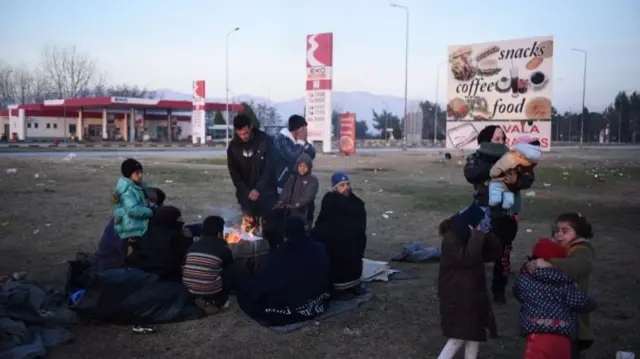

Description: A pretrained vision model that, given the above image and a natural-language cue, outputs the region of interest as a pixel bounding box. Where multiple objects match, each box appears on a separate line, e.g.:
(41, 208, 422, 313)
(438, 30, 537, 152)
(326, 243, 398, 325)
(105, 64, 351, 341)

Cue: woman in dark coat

(311, 172, 367, 296)
(437, 204, 502, 359)
(463, 125, 535, 304)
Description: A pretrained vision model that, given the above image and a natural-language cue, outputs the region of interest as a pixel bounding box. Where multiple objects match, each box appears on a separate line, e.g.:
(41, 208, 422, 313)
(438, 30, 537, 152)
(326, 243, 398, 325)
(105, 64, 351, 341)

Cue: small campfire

(224, 215, 262, 243)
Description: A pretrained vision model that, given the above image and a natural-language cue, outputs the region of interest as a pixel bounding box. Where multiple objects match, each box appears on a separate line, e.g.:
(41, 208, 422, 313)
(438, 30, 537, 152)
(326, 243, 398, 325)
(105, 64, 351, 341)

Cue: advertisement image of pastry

(538, 40, 554, 59)
(476, 59, 501, 77)
(449, 46, 476, 81)
(446, 122, 479, 149)
(466, 96, 491, 120)
(525, 97, 552, 120)
(447, 97, 468, 119)
(525, 56, 544, 70)
(495, 76, 511, 93)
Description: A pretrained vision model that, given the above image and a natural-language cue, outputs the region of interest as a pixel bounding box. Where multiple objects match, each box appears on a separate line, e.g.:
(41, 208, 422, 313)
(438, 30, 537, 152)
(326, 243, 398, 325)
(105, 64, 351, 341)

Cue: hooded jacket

(464, 142, 535, 214)
(227, 128, 277, 217)
(548, 239, 596, 341)
(312, 190, 367, 291)
(235, 217, 333, 326)
(513, 268, 596, 339)
(279, 153, 319, 224)
(274, 128, 317, 191)
(113, 178, 153, 239)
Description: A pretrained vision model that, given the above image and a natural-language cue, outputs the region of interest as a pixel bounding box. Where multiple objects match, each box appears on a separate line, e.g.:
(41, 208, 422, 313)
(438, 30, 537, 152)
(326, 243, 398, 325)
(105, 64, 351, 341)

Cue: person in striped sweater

(182, 216, 234, 314)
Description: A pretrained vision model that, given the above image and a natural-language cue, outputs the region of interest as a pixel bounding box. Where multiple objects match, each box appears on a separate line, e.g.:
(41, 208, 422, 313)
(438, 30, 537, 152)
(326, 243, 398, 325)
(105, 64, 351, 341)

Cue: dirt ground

(1, 148, 639, 358)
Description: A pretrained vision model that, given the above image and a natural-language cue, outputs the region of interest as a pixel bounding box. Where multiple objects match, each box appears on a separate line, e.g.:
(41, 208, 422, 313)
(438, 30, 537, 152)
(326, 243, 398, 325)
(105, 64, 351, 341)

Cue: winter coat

(312, 191, 367, 291)
(96, 217, 125, 271)
(113, 178, 153, 239)
(274, 128, 316, 191)
(235, 230, 333, 326)
(279, 153, 319, 225)
(513, 268, 596, 339)
(464, 142, 535, 215)
(127, 217, 193, 281)
(548, 239, 596, 341)
(438, 227, 502, 342)
(227, 129, 278, 217)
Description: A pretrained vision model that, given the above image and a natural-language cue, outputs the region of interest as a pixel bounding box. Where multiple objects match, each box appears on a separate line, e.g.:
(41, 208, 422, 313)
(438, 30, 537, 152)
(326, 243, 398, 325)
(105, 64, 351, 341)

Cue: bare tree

(0, 62, 15, 108)
(13, 66, 34, 104)
(40, 45, 100, 99)
(107, 84, 156, 98)
(254, 102, 282, 127)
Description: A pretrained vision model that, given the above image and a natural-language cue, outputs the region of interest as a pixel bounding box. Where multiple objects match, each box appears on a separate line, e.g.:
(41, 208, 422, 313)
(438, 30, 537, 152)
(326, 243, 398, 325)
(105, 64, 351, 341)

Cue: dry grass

(1, 148, 639, 358)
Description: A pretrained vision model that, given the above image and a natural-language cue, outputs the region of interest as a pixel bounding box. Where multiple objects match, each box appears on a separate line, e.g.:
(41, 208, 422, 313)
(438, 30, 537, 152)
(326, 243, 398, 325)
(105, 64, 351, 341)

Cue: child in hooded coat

(437, 203, 502, 359)
(275, 153, 319, 228)
(488, 136, 542, 209)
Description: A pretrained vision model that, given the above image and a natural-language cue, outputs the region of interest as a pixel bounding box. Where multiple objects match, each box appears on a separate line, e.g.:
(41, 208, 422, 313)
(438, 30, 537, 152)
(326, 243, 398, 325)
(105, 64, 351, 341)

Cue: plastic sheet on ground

(361, 259, 399, 282)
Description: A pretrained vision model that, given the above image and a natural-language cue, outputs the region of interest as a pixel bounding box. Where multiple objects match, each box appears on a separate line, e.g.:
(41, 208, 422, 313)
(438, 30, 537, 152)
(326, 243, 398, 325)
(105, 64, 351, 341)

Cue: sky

(1, 0, 639, 111)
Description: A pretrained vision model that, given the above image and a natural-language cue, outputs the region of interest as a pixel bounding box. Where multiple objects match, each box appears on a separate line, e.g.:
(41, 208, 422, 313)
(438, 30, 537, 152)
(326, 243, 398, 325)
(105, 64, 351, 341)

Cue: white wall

(24, 117, 78, 138)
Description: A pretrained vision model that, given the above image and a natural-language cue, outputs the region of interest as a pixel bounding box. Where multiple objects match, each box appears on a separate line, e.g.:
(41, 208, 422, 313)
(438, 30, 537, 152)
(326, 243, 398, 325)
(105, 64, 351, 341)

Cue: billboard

(191, 80, 206, 144)
(446, 36, 554, 121)
(305, 32, 333, 153)
(339, 113, 356, 155)
(446, 120, 551, 151)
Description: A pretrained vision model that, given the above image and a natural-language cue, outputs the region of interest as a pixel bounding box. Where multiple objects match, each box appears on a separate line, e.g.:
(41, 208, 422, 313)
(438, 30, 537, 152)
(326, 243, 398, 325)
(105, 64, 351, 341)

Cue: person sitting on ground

(97, 187, 166, 272)
(182, 216, 234, 315)
(235, 215, 333, 327)
(513, 238, 596, 359)
(112, 158, 154, 260)
(488, 136, 542, 209)
(436, 203, 502, 359)
(311, 172, 367, 297)
(274, 153, 319, 229)
(127, 205, 193, 281)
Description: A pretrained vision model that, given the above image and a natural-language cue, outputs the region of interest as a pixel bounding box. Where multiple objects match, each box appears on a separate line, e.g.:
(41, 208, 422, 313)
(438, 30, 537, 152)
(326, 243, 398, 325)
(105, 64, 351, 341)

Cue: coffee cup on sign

(530, 71, 549, 91)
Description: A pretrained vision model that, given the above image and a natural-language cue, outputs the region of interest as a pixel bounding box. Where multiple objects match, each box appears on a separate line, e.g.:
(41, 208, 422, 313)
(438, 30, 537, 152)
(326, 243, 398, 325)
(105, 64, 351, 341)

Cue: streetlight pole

(433, 61, 446, 146)
(225, 27, 240, 148)
(572, 48, 587, 146)
(390, 3, 409, 151)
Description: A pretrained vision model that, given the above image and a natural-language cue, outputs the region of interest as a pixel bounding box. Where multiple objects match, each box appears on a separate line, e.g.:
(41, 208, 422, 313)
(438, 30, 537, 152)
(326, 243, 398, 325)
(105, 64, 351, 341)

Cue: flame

(224, 215, 259, 244)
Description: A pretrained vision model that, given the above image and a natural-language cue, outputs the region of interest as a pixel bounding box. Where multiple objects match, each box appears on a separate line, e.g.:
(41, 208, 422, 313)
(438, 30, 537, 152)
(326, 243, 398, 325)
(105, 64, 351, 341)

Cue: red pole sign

(339, 113, 356, 155)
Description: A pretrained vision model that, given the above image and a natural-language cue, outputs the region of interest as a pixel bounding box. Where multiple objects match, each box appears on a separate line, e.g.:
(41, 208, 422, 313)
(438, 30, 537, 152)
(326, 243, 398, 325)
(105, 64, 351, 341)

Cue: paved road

(1, 145, 639, 159)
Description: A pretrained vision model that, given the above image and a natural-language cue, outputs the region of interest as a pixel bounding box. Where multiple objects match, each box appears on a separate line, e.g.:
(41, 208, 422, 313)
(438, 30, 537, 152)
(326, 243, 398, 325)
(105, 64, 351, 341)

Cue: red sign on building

(339, 113, 356, 156)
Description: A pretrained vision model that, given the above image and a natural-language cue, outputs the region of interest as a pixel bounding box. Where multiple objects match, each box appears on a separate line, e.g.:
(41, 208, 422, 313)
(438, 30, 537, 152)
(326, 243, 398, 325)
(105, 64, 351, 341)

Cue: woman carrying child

(437, 203, 502, 359)
(525, 213, 596, 359)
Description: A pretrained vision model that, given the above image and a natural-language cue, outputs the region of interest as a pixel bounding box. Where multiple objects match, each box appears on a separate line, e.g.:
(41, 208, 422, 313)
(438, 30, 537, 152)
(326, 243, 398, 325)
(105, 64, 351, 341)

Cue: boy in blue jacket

(513, 238, 596, 359)
(112, 158, 154, 259)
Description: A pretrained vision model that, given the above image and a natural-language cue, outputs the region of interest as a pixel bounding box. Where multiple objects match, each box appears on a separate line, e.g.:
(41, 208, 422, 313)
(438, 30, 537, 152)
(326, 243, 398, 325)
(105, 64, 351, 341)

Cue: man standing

(227, 114, 277, 220)
(274, 115, 316, 193)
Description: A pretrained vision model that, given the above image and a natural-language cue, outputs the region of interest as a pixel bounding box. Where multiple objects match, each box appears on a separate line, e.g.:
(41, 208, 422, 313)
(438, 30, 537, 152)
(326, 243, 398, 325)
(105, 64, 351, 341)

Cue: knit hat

(284, 215, 307, 241)
(477, 125, 500, 144)
(532, 238, 567, 260)
(451, 203, 486, 241)
(146, 187, 166, 207)
(121, 158, 143, 178)
(288, 115, 307, 132)
(203, 215, 225, 237)
(331, 171, 350, 187)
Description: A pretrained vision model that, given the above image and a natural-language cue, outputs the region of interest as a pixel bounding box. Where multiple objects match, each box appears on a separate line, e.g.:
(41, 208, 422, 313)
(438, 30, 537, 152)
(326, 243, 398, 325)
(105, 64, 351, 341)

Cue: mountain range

(155, 89, 425, 129)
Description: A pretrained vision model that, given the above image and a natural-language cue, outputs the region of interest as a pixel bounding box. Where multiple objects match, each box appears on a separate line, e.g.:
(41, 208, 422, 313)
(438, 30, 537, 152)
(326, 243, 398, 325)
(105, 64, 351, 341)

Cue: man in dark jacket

(235, 215, 333, 326)
(227, 114, 277, 219)
(463, 125, 535, 304)
(273, 114, 316, 193)
(312, 172, 367, 296)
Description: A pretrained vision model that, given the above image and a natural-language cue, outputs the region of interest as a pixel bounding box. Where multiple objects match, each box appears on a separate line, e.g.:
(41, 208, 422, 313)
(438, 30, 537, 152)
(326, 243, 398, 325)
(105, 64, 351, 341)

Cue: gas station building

(0, 96, 243, 142)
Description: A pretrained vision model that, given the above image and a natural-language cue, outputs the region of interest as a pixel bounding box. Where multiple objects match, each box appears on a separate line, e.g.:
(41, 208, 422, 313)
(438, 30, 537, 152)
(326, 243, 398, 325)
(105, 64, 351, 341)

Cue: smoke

(200, 203, 242, 225)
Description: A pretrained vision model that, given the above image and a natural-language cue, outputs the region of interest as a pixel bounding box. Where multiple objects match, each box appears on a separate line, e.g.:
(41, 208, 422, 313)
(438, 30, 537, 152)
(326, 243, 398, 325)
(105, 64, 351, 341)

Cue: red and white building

(0, 96, 243, 141)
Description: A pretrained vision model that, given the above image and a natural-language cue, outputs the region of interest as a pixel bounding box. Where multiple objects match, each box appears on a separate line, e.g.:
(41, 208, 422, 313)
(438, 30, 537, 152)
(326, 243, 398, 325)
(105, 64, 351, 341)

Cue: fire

(224, 215, 260, 244)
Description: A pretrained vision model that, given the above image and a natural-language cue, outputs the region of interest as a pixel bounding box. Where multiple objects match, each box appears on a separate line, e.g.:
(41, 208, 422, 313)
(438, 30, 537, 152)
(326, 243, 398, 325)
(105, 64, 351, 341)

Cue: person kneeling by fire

(312, 172, 368, 297)
(235, 215, 333, 326)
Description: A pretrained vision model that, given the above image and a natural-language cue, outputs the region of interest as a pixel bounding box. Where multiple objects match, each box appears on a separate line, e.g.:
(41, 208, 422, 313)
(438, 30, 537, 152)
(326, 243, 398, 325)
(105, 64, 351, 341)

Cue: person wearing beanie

(436, 204, 502, 359)
(513, 238, 596, 359)
(275, 153, 319, 229)
(227, 113, 277, 221)
(182, 216, 234, 314)
(463, 125, 536, 304)
(235, 215, 332, 326)
(312, 171, 367, 296)
(112, 158, 153, 248)
(273, 114, 316, 194)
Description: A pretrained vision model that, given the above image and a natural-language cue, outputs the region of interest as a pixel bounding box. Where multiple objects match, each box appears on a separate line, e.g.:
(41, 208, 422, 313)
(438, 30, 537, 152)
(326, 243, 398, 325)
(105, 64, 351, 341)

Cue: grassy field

(1, 148, 639, 358)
